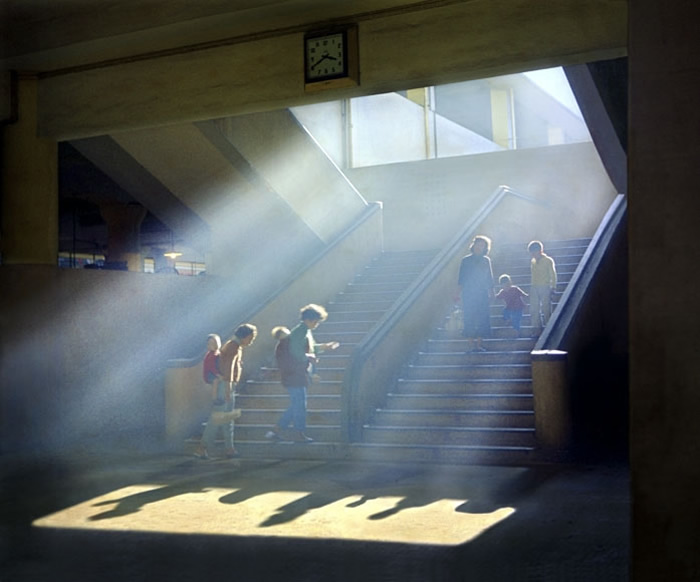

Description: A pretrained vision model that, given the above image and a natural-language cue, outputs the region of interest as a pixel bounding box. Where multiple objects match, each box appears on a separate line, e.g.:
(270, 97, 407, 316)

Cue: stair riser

(370, 251, 436, 265)
(256, 368, 345, 381)
(235, 410, 342, 424)
(346, 444, 535, 466)
(362, 428, 536, 447)
(313, 331, 366, 343)
(425, 339, 536, 352)
(325, 310, 387, 322)
(327, 300, 395, 312)
(406, 365, 531, 380)
(415, 353, 531, 366)
(371, 411, 534, 428)
(236, 395, 342, 408)
(185, 441, 536, 466)
(344, 282, 411, 294)
(318, 320, 376, 333)
(434, 328, 541, 339)
(199, 426, 343, 442)
(247, 378, 344, 393)
(361, 266, 426, 278)
(385, 395, 533, 410)
(491, 264, 578, 279)
(396, 379, 532, 394)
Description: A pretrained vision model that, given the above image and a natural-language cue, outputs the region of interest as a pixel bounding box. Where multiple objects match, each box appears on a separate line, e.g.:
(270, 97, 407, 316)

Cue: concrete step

(405, 363, 531, 380)
(244, 379, 343, 395)
(324, 309, 387, 322)
(492, 262, 579, 279)
(384, 393, 533, 410)
(184, 439, 537, 466)
(360, 264, 427, 278)
(313, 330, 366, 343)
(342, 281, 412, 294)
(370, 250, 438, 265)
(317, 319, 377, 333)
(234, 408, 342, 425)
(256, 366, 346, 381)
(327, 299, 395, 311)
(371, 409, 534, 428)
(345, 442, 537, 466)
(414, 350, 532, 366)
(234, 425, 343, 442)
(354, 271, 421, 284)
(361, 425, 537, 447)
(395, 378, 532, 395)
(433, 327, 543, 340)
(235, 393, 342, 408)
(425, 337, 536, 352)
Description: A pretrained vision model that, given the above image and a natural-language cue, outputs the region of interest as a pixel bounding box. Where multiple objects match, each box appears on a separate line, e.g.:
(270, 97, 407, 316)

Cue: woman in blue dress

(457, 235, 494, 352)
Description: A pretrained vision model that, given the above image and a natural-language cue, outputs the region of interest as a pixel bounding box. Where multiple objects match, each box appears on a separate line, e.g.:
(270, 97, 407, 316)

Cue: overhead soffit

(0, 0, 443, 74)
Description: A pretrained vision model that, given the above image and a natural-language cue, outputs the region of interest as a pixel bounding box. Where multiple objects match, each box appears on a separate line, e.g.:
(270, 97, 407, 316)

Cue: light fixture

(163, 231, 182, 259)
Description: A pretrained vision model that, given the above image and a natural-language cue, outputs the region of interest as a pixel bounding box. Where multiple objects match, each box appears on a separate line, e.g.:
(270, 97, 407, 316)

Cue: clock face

(305, 32, 346, 81)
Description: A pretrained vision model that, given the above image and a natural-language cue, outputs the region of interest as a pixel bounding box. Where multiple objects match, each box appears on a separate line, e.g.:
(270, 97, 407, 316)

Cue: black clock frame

(304, 25, 359, 91)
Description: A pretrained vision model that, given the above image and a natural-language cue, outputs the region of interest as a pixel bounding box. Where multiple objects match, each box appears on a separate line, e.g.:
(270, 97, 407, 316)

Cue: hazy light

(524, 67, 582, 117)
(33, 483, 515, 545)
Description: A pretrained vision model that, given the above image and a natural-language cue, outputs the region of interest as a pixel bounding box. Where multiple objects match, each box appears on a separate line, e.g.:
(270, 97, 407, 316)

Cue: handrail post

(531, 349, 572, 458)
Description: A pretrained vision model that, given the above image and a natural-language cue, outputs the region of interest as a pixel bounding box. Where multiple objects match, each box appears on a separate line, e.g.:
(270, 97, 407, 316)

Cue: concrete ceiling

(1, 0, 442, 73)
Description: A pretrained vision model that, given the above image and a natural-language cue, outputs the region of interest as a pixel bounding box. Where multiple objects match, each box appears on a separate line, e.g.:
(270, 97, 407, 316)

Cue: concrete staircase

(352, 238, 591, 465)
(187, 249, 438, 458)
(188, 239, 591, 465)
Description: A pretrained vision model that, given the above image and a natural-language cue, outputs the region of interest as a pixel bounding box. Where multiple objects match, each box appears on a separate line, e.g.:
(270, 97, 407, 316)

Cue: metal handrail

(166, 201, 382, 368)
(341, 185, 548, 441)
(535, 194, 627, 350)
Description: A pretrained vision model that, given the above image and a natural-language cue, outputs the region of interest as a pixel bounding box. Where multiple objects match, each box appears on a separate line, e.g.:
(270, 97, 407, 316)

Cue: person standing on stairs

(195, 323, 257, 460)
(528, 240, 557, 335)
(496, 273, 528, 333)
(266, 304, 339, 443)
(457, 235, 495, 352)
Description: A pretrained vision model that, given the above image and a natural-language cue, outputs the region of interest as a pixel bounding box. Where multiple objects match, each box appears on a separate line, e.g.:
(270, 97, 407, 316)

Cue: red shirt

(202, 350, 220, 384)
(496, 286, 527, 310)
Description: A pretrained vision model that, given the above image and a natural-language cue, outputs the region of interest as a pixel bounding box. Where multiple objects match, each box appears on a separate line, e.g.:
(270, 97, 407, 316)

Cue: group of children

(495, 239, 558, 333)
(195, 303, 339, 460)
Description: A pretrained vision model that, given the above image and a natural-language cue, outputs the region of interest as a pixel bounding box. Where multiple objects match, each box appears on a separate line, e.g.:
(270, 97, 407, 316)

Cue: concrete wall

(0, 205, 383, 452)
(629, 1, 700, 579)
(217, 110, 368, 245)
(348, 142, 618, 251)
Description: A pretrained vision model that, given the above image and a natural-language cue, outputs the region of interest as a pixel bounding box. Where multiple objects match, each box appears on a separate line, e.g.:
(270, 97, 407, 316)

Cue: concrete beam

(37, 0, 627, 140)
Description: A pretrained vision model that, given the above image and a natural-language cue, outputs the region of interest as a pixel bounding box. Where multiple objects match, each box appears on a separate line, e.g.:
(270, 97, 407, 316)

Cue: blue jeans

(503, 308, 523, 331)
(277, 386, 307, 431)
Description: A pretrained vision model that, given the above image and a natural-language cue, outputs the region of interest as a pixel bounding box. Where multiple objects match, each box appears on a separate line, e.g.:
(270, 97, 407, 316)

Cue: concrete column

(99, 202, 147, 272)
(630, 1, 700, 579)
(1, 75, 58, 265)
(531, 349, 572, 456)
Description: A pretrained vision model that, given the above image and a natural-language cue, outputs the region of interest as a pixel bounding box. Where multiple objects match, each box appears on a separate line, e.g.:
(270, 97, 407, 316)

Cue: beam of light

(524, 67, 583, 117)
(32, 483, 514, 545)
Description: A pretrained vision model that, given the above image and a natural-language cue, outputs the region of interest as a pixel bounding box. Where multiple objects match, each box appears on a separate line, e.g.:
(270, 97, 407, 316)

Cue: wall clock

(304, 26, 359, 91)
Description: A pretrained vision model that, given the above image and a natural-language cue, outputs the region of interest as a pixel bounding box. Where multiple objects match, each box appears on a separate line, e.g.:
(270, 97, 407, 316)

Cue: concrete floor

(0, 450, 629, 581)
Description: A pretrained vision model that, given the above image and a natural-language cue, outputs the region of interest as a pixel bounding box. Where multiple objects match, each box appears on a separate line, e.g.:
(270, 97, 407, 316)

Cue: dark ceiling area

(58, 142, 170, 258)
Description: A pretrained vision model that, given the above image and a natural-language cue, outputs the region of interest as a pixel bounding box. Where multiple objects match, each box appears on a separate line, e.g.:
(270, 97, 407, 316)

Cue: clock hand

(311, 54, 332, 70)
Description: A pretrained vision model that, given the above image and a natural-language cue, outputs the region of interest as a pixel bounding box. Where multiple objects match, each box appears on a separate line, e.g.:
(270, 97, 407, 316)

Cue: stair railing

(341, 185, 548, 442)
(535, 194, 627, 350)
(530, 194, 627, 456)
(163, 201, 383, 447)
